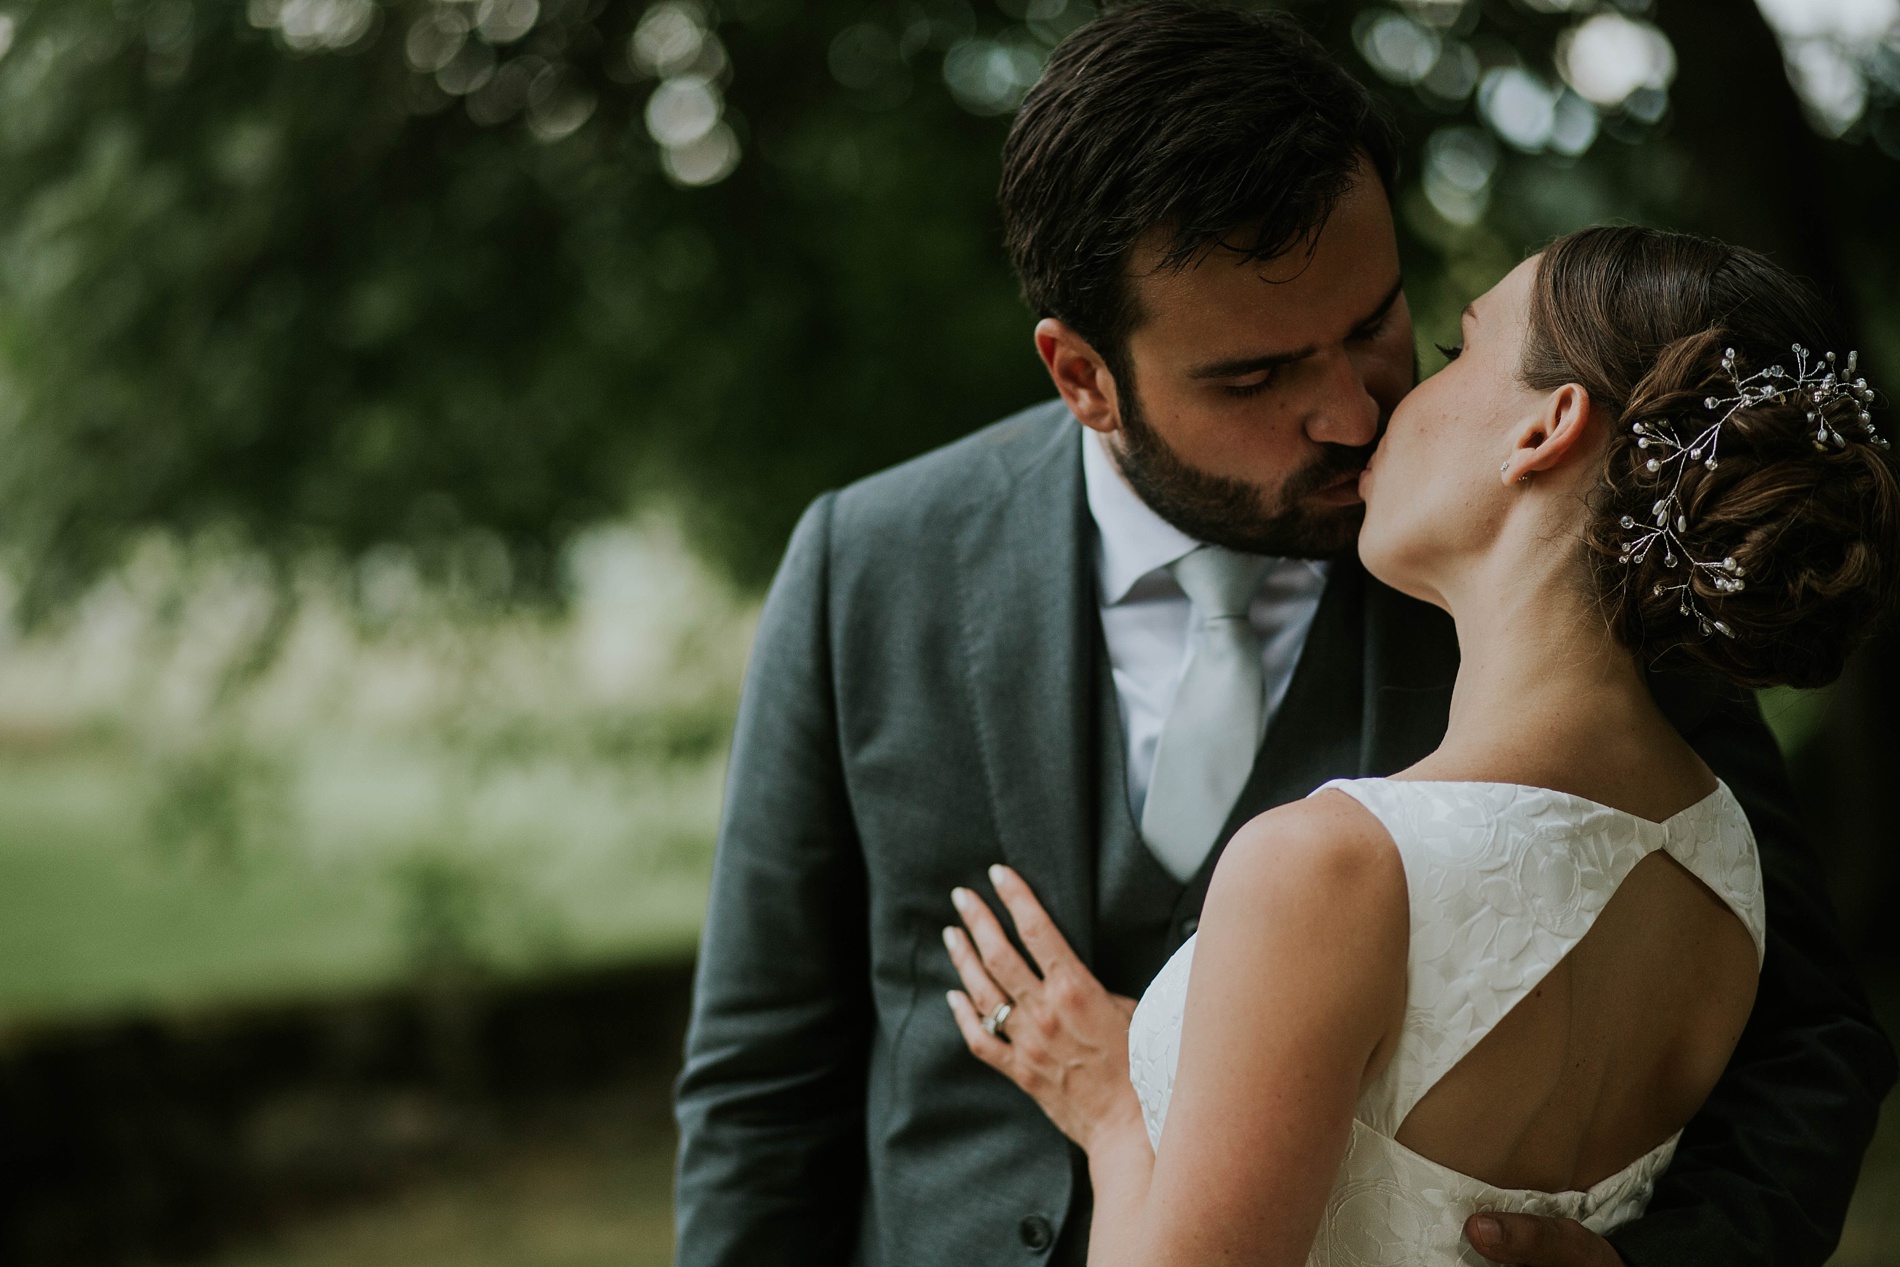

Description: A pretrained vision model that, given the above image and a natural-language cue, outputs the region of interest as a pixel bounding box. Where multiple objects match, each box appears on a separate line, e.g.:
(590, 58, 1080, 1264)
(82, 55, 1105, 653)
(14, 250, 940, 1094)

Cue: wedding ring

(982, 1001, 1013, 1038)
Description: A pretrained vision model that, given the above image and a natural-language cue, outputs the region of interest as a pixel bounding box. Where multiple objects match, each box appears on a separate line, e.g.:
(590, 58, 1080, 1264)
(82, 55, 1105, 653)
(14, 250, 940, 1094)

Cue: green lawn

(0, 520, 750, 1032)
(0, 738, 721, 1030)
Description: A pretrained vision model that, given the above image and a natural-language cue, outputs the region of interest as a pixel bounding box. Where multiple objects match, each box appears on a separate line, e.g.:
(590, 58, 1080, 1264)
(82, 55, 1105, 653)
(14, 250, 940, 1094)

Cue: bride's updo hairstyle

(1522, 225, 1900, 689)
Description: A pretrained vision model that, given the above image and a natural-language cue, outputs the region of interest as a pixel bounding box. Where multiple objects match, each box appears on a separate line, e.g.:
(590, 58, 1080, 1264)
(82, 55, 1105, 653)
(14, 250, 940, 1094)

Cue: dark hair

(999, 2, 1399, 374)
(1524, 226, 1900, 689)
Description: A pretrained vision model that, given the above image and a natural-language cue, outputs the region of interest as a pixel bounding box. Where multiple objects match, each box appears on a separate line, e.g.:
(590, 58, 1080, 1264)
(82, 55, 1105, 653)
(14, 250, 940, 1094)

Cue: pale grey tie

(1140, 545, 1272, 882)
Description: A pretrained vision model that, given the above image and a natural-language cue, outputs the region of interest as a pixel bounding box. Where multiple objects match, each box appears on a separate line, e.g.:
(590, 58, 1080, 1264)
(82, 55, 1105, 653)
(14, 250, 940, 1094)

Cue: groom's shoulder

(827, 398, 1075, 546)
(772, 400, 1074, 625)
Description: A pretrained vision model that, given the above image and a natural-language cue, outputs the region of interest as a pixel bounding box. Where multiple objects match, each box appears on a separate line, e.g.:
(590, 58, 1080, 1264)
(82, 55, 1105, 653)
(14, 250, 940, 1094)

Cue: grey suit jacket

(674, 400, 1894, 1267)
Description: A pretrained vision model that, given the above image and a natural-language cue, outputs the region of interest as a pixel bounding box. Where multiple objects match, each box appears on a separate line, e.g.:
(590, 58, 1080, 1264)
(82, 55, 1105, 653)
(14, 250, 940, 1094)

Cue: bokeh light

(942, 35, 1045, 114)
(477, 0, 542, 45)
(1755, 0, 1900, 135)
(631, 0, 709, 75)
(1423, 125, 1499, 226)
(646, 74, 721, 147)
(633, 2, 741, 187)
(249, 0, 379, 51)
(1478, 66, 1559, 152)
(1556, 13, 1677, 109)
(1355, 9, 1442, 87)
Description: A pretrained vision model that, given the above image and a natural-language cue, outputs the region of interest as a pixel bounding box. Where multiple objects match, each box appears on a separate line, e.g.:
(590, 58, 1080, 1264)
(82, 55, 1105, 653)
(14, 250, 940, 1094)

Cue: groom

(673, 5, 1893, 1265)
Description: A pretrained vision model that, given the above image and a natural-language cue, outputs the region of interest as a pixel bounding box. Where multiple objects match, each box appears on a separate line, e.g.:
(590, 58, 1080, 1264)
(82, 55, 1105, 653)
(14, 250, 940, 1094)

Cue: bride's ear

(1498, 383, 1595, 485)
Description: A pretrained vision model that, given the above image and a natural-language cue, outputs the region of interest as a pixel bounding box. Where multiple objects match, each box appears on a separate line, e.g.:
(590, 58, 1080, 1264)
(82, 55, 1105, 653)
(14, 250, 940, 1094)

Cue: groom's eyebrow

(1186, 275, 1406, 380)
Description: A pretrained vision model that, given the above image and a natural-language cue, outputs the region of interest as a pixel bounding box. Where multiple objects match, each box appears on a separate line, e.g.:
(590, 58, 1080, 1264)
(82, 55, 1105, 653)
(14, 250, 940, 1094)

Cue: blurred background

(0, 0, 1895, 1263)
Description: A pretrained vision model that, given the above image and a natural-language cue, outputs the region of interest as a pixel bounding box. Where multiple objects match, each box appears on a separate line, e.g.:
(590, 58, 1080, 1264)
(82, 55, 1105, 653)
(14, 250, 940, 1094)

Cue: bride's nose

(1304, 345, 1382, 449)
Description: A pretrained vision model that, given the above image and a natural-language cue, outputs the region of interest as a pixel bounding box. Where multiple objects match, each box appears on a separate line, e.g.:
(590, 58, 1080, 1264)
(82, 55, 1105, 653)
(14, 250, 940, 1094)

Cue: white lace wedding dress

(1127, 779, 1766, 1267)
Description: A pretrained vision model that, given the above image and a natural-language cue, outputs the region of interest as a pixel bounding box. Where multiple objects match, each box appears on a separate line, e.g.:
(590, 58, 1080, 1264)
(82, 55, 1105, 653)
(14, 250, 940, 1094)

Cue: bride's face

(1357, 256, 1547, 607)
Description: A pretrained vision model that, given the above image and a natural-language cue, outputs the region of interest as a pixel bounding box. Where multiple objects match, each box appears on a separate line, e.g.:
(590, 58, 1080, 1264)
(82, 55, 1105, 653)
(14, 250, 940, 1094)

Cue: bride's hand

(944, 864, 1144, 1152)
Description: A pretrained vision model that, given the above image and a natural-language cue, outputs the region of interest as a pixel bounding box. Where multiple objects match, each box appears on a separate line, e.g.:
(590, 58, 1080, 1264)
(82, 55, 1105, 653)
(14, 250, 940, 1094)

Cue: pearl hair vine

(1618, 343, 1886, 640)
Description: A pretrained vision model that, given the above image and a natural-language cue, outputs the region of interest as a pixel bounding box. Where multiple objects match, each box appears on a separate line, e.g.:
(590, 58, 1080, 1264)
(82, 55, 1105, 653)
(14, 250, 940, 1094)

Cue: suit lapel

(954, 411, 1099, 962)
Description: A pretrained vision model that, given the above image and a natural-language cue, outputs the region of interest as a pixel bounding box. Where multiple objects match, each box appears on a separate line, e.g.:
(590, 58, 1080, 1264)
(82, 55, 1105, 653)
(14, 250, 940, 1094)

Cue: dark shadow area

(0, 961, 694, 1266)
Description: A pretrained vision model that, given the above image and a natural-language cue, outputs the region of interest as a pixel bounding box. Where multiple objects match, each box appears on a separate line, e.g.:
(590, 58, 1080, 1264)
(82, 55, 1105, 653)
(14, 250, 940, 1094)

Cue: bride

(940, 225, 1900, 1265)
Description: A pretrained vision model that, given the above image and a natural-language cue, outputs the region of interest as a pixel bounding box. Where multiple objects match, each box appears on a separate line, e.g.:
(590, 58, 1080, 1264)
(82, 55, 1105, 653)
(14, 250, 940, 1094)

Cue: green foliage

(0, 0, 1046, 603)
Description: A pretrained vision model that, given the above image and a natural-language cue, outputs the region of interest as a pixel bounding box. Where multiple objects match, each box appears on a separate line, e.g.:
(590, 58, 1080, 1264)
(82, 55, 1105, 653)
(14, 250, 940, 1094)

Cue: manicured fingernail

(942, 926, 958, 948)
(1470, 1216, 1500, 1246)
(988, 864, 1008, 886)
(951, 887, 970, 909)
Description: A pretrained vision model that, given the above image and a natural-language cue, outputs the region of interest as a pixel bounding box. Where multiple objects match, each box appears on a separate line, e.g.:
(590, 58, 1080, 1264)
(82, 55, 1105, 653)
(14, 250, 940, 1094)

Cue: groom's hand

(1466, 1213, 1626, 1266)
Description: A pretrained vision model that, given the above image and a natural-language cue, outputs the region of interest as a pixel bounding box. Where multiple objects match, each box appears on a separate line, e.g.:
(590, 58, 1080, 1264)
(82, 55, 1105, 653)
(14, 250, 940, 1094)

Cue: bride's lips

(1310, 467, 1366, 507)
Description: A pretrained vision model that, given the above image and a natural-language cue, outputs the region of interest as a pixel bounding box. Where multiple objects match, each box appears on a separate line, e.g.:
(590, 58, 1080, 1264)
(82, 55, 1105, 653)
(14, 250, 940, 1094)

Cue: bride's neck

(1432, 545, 1668, 777)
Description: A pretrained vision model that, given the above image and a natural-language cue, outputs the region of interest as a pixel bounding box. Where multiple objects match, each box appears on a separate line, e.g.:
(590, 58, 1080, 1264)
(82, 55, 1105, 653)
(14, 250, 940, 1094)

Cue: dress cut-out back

(1126, 778, 1765, 1266)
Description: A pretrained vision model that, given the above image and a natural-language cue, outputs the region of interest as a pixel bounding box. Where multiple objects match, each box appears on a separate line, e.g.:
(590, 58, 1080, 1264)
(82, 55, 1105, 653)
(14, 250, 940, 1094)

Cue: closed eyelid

(1189, 352, 1305, 381)
(1222, 371, 1276, 398)
(1348, 314, 1388, 343)
(1348, 278, 1406, 341)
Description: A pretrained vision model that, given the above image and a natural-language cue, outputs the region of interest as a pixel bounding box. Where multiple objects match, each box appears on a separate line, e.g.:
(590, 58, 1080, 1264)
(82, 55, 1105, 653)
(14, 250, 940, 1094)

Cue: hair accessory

(1619, 343, 1885, 639)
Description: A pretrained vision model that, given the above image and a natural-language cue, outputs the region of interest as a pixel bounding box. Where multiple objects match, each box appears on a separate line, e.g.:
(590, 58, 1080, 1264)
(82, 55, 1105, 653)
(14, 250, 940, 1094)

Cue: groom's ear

(1035, 318, 1124, 434)
(1500, 383, 1597, 484)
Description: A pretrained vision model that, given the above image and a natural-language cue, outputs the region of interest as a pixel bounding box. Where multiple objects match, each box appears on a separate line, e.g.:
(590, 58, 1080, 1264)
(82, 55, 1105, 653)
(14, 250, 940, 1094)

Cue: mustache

(1279, 411, 1389, 503)
(1280, 442, 1377, 501)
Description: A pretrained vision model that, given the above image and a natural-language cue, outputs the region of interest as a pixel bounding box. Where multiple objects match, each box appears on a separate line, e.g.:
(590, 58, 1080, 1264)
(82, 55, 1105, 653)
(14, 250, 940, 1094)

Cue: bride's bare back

(1395, 845, 1759, 1191)
(1386, 706, 1761, 1193)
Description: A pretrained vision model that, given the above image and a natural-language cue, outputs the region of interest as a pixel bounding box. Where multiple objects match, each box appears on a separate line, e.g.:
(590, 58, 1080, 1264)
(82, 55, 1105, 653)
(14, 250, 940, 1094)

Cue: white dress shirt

(1081, 430, 1330, 821)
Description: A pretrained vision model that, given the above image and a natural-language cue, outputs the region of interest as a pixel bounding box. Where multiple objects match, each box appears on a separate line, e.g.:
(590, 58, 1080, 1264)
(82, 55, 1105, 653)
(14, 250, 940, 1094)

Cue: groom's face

(1040, 165, 1414, 558)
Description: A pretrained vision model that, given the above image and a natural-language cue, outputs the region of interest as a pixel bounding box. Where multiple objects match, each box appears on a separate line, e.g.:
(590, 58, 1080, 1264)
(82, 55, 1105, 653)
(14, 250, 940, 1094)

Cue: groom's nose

(1302, 345, 1383, 450)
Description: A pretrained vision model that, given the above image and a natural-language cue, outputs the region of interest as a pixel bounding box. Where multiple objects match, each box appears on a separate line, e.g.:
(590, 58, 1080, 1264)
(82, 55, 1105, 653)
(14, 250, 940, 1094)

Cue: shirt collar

(1082, 428, 1200, 604)
(1080, 428, 1330, 605)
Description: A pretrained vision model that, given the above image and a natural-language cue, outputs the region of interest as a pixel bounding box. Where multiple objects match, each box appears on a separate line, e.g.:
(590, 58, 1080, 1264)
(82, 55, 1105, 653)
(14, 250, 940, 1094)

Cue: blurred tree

(0, 0, 1048, 604)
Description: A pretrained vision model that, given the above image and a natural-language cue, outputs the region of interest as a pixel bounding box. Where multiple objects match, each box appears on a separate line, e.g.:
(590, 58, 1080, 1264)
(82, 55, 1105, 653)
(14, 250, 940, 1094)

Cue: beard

(1111, 386, 1379, 560)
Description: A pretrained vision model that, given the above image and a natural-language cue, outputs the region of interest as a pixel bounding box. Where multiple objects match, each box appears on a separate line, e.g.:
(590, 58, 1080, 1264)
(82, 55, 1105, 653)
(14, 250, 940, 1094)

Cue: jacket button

(1018, 1214, 1054, 1251)
(1180, 916, 1199, 937)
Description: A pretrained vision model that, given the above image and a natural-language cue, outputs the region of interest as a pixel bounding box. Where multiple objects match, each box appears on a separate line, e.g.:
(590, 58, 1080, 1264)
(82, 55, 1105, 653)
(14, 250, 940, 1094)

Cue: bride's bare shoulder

(1205, 791, 1404, 932)
(1190, 791, 1408, 1066)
